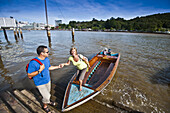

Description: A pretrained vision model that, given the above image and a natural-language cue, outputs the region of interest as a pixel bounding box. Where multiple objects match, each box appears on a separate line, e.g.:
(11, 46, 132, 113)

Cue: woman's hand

(59, 64, 64, 68)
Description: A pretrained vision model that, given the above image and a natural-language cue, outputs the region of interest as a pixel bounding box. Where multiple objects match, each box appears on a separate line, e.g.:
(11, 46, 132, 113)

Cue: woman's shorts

(77, 67, 87, 80)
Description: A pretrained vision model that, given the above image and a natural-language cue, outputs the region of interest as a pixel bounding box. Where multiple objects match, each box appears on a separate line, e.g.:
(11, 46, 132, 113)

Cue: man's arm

(59, 60, 71, 68)
(27, 64, 45, 78)
(49, 65, 61, 70)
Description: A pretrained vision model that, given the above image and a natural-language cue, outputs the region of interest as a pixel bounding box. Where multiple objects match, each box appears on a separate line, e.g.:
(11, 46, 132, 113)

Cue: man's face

(42, 48, 49, 57)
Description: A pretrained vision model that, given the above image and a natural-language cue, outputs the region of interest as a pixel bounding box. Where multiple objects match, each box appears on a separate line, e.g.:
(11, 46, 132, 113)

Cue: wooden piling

(17, 28, 20, 38)
(72, 28, 75, 42)
(20, 28, 23, 39)
(13, 28, 18, 41)
(72, 28, 75, 36)
(47, 29, 51, 42)
(2, 28, 9, 43)
(44, 0, 51, 43)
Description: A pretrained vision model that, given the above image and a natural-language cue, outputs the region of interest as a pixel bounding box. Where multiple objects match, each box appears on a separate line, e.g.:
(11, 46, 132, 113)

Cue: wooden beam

(20, 28, 23, 39)
(13, 28, 18, 41)
(2, 28, 9, 43)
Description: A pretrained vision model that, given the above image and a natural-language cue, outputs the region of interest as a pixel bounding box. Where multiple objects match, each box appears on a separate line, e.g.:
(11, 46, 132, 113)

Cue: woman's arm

(60, 60, 71, 67)
(82, 56, 91, 68)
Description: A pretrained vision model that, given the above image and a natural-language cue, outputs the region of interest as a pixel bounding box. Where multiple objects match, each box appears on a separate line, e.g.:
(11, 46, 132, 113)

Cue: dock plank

(0, 98, 11, 113)
(21, 89, 41, 107)
(0, 91, 29, 113)
(14, 89, 46, 113)
(24, 88, 61, 113)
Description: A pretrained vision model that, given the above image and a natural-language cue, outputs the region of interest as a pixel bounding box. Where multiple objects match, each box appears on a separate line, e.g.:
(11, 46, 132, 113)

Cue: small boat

(62, 51, 120, 112)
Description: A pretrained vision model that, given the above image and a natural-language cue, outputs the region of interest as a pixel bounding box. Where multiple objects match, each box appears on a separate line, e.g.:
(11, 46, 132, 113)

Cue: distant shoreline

(73, 30, 170, 35)
(0, 29, 169, 35)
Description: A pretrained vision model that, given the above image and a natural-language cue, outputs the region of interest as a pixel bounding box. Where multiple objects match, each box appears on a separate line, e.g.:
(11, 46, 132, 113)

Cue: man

(27, 45, 60, 113)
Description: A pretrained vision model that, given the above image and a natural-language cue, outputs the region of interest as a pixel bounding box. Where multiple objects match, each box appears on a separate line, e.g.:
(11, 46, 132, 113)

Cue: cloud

(0, 0, 169, 24)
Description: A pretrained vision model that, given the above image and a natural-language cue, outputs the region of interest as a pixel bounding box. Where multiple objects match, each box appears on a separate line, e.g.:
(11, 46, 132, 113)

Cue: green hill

(128, 13, 170, 31)
(59, 13, 170, 32)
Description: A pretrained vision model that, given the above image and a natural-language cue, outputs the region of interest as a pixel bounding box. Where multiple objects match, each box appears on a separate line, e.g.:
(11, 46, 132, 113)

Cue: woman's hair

(37, 45, 47, 55)
(70, 47, 77, 55)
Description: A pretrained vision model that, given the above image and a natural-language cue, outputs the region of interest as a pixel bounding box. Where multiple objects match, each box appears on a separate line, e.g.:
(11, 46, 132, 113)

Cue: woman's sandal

(43, 106, 51, 113)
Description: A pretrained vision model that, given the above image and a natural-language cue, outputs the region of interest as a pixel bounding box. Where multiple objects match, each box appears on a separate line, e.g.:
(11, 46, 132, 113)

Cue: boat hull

(62, 52, 120, 112)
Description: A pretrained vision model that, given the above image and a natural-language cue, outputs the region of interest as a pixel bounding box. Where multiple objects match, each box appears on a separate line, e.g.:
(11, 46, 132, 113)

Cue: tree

(69, 21, 77, 28)
(68, 25, 72, 30)
(92, 27, 99, 31)
(78, 26, 81, 30)
(58, 13, 170, 32)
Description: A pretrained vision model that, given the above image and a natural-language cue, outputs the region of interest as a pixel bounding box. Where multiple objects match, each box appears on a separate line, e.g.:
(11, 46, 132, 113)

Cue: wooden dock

(0, 80, 141, 113)
(0, 82, 120, 113)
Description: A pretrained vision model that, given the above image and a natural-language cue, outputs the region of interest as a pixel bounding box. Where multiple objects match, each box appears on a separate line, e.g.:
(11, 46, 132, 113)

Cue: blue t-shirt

(27, 57, 51, 86)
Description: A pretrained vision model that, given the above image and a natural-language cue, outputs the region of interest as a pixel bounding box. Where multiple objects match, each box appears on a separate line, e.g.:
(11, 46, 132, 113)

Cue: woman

(60, 47, 90, 91)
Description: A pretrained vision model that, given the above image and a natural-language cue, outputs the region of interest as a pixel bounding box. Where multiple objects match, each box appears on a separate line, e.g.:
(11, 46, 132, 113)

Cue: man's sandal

(49, 101, 56, 106)
(43, 106, 51, 113)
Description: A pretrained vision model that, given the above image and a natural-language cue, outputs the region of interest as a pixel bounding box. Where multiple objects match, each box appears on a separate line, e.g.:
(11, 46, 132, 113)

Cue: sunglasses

(44, 51, 49, 54)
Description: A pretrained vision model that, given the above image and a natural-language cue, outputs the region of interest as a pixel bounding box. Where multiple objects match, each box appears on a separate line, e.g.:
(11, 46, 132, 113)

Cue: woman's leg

(79, 80, 83, 91)
(79, 68, 87, 91)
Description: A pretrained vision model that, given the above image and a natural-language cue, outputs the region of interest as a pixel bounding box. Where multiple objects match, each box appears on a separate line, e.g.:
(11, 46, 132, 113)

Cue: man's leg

(37, 81, 51, 108)
(46, 81, 51, 94)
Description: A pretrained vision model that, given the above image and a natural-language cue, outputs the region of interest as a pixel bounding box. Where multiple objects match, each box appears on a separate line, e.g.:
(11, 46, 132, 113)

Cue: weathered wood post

(19, 28, 23, 39)
(44, 0, 51, 43)
(13, 28, 18, 41)
(47, 27, 51, 42)
(16, 28, 20, 38)
(72, 28, 75, 42)
(2, 28, 9, 43)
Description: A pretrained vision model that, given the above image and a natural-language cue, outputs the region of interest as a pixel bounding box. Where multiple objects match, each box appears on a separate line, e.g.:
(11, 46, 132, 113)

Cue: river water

(0, 30, 169, 112)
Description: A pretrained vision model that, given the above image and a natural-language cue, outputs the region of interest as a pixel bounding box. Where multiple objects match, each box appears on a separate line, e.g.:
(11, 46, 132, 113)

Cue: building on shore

(0, 16, 55, 30)
(0, 17, 16, 29)
(20, 21, 54, 30)
(18, 21, 29, 28)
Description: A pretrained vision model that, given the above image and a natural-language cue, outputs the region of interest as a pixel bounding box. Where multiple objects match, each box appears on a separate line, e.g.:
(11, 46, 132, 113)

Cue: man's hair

(37, 45, 47, 55)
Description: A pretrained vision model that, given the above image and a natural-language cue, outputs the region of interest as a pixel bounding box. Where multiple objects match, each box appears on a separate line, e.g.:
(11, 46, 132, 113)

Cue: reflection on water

(0, 54, 14, 90)
(150, 66, 170, 85)
(0, 30, 170, 112)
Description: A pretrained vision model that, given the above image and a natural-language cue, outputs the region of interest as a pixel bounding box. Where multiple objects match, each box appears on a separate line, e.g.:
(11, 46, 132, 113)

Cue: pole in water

(13, 28, 18, 41)
(19, 28, 23, 39)
(17, 28, 20, 38)
(44, 0, 51, 43)
(72, 28, 75, 42)
(47, 28, 51, 42)
(3, 28, 9, 43)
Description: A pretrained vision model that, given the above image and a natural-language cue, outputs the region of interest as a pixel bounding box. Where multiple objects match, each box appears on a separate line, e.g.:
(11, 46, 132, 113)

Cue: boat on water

(62, 51, 120, 112)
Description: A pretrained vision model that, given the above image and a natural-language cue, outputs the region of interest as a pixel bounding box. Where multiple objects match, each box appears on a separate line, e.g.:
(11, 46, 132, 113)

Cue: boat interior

(72, 55, 118, 90)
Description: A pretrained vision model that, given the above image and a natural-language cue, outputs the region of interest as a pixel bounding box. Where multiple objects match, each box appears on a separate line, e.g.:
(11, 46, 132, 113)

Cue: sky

(0, 0, 169, 25)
